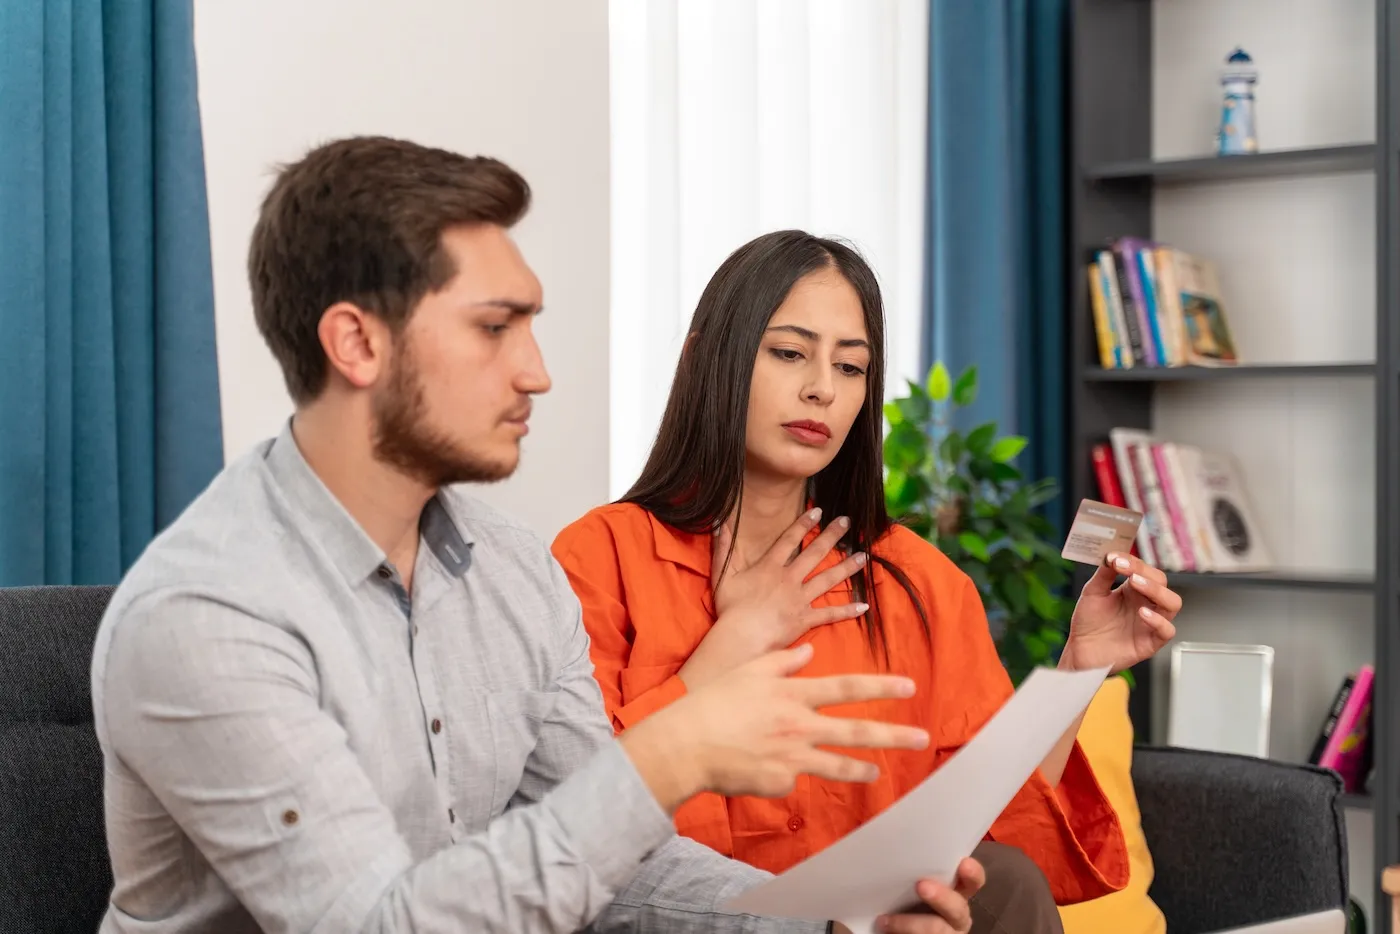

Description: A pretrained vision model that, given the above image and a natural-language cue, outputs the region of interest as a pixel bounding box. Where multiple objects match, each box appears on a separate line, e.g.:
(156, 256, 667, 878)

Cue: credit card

(1061, 499, 1143, 566)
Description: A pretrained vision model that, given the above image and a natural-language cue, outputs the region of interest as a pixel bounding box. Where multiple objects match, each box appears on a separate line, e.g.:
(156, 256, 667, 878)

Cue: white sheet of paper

(723, 665, 1111, 934)
(1205, 909, 1347, 934)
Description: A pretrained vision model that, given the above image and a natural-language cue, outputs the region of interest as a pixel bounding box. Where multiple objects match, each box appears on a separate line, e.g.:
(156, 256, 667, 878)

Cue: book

(1307, 674, 1356, 766)
(1317, 664, 1373, 794)
(1085, 240, 1240, 370)
(1094, 431, 1272, 573)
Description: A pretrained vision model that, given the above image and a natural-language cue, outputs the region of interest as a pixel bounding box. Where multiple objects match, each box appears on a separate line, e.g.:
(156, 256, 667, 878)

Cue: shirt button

(282, 809, 299, 826)
(787, 816, 803, 832)
(431, 718, 443, 734)
(376, 565, 392, 580)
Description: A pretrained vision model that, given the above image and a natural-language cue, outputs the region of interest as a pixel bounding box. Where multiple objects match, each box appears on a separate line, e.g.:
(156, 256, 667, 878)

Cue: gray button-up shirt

(91, 422, 822, 934)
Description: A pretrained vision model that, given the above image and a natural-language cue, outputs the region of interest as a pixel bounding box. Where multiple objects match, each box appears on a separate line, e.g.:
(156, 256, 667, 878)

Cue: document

(1206, 909, 1346, 934)
(724, 665, 1110, 934)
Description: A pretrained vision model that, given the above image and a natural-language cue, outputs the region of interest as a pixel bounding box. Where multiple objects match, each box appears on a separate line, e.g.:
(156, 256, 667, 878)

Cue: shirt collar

(647, 504, 852, 592)
(263, 419, 475, 587)
(647, 511, 711, 576)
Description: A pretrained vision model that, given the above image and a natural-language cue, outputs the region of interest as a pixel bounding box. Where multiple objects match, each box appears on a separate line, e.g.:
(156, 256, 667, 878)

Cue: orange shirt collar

(647, 511, 711, 576)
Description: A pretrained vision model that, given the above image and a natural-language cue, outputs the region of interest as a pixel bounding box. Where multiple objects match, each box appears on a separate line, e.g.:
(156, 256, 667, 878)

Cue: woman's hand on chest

(677, 508, 870, 691)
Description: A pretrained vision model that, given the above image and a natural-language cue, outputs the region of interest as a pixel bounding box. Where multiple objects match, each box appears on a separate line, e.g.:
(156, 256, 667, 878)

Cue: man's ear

(318, 301, 391, 390)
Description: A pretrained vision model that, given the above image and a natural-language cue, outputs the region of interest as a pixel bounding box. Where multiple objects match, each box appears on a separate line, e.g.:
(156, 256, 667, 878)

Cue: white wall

(193, 0, 612, 540)
(1149, 0, 1376, 916)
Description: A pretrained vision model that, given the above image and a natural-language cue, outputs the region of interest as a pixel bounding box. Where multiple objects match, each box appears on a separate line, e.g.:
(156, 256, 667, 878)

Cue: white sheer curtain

(607, 0, 930, 499)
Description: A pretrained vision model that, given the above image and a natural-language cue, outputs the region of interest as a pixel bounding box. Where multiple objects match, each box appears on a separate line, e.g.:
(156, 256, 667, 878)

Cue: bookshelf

(1068, 0, 1397, 927)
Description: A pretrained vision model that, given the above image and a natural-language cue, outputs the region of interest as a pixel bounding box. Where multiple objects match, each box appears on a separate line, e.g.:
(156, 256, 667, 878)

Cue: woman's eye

(838, 363, 867, 376)
(771, 348, 803, 362)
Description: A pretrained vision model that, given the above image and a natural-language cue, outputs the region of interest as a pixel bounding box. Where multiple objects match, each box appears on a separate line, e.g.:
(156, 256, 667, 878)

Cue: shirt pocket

(482, 689, 560, 816)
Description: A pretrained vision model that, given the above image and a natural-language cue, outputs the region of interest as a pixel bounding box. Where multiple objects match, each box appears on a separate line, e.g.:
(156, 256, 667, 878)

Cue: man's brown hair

(248, 135, 531, 404)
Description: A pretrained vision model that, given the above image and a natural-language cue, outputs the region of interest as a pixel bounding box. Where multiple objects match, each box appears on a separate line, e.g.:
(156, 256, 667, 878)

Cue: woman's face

(743, 266, 872, 483)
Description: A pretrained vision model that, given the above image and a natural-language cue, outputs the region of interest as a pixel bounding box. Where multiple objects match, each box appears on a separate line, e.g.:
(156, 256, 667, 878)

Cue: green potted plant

(882, 361, 1074, 686)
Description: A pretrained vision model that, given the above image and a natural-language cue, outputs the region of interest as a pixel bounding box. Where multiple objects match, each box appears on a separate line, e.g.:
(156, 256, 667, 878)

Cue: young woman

(551, 230, 1180, 920)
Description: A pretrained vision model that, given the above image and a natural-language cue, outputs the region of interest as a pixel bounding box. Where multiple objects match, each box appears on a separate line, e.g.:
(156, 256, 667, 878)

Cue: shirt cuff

(612, 673, 688, 731)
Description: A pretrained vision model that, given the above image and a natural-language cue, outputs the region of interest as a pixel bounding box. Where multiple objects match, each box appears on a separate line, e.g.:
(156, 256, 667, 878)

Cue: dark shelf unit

(1069, 1, 1398, 926)
(1168, 571, 1376, 594)
(1084, 362, 1377, 382)
(1085, 143, 1377, 184)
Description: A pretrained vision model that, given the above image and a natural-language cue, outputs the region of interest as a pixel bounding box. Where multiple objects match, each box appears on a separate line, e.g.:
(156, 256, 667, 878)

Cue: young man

(91, 136, 990, 934)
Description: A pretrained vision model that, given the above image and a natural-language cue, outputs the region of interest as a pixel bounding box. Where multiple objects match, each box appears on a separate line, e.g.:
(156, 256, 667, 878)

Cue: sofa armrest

(1130, 745, 1347, 934)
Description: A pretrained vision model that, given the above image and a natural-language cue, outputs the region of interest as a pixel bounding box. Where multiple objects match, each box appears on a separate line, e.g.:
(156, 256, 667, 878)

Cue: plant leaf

(883, 422, 925, 472)
(966, 422, 997, 456)
(952, 365, 978, 406)
(927, 362, 952, 402)
(884, 468, 909, 511)
(958, 532, 990, 563)
(1025, 477, 1059, 507)
(999, 572, 1029, 615)
(896, 392, 931, 425)
(989, 436, 1028, 463)
(1025, 572, 1058, 620)
(939, 430, 965, 465)
(987, 462, 1022, 484)
(883, 401, 903, 426)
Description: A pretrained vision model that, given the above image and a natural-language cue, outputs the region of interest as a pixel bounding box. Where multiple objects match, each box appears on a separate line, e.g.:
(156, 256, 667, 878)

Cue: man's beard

(371, 343, 517, 488)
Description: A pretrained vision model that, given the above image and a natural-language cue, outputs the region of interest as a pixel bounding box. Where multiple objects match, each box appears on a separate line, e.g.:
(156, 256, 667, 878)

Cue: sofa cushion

(0, 722, 113, 933)
(1057, 676, 1166, 934)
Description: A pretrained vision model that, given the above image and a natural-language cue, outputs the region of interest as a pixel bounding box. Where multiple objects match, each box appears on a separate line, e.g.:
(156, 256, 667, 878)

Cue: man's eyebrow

(766, 324, 869, 349)
(473, 299, 543, 316)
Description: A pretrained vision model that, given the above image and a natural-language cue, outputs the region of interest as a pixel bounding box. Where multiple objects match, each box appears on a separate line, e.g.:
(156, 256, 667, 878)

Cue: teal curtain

(925, 0, 1069, 530)
(0, 0, 223, 586)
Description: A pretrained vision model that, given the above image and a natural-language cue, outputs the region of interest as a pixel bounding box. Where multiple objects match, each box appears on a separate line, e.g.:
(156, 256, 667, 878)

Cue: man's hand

(831, 856, 986, 934)
(621, 643, 929, 812)
(1061, 551, 1181, 674)
(679, 508, 869, 690)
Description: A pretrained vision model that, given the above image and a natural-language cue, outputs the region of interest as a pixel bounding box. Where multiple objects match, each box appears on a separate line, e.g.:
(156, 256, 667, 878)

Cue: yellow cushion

(1057, 676, 1167, 934)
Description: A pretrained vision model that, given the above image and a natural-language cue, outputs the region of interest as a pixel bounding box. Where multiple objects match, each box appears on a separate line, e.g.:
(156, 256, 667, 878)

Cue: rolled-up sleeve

(96, 591, 677, 934)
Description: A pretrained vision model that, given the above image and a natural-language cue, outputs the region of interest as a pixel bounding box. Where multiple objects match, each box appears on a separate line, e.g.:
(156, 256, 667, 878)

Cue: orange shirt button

(787, 816, 803, 832)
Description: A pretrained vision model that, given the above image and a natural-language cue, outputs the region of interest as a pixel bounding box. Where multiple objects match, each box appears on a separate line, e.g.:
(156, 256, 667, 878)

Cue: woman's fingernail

(1139, 606, 1155, 620)
(837, 516, 850, 529)
(855, 602, 870, 613)
(853, 552, 867, 566)
(809, 507, 822, 521)
(1132, 573, 1147, 586)
(1115, 558, 1131, 571)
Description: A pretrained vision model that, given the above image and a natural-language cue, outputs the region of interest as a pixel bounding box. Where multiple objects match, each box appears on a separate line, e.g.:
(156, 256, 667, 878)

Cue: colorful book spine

(1116, 238, 1159, 367)
(1151, 443, 1196, 570)
(1318, 664, 1374, 793)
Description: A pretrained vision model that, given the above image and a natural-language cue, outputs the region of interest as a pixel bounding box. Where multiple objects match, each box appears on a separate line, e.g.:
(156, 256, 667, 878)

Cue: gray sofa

(0, 585, 1351, 933)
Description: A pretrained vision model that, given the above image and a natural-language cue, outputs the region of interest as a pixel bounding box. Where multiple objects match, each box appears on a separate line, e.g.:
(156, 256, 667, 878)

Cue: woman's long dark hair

(620, 229, 930, 664)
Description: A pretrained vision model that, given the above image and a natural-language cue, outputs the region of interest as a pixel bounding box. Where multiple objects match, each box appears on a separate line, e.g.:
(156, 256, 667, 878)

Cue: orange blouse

(551, 503, 1129, 905)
